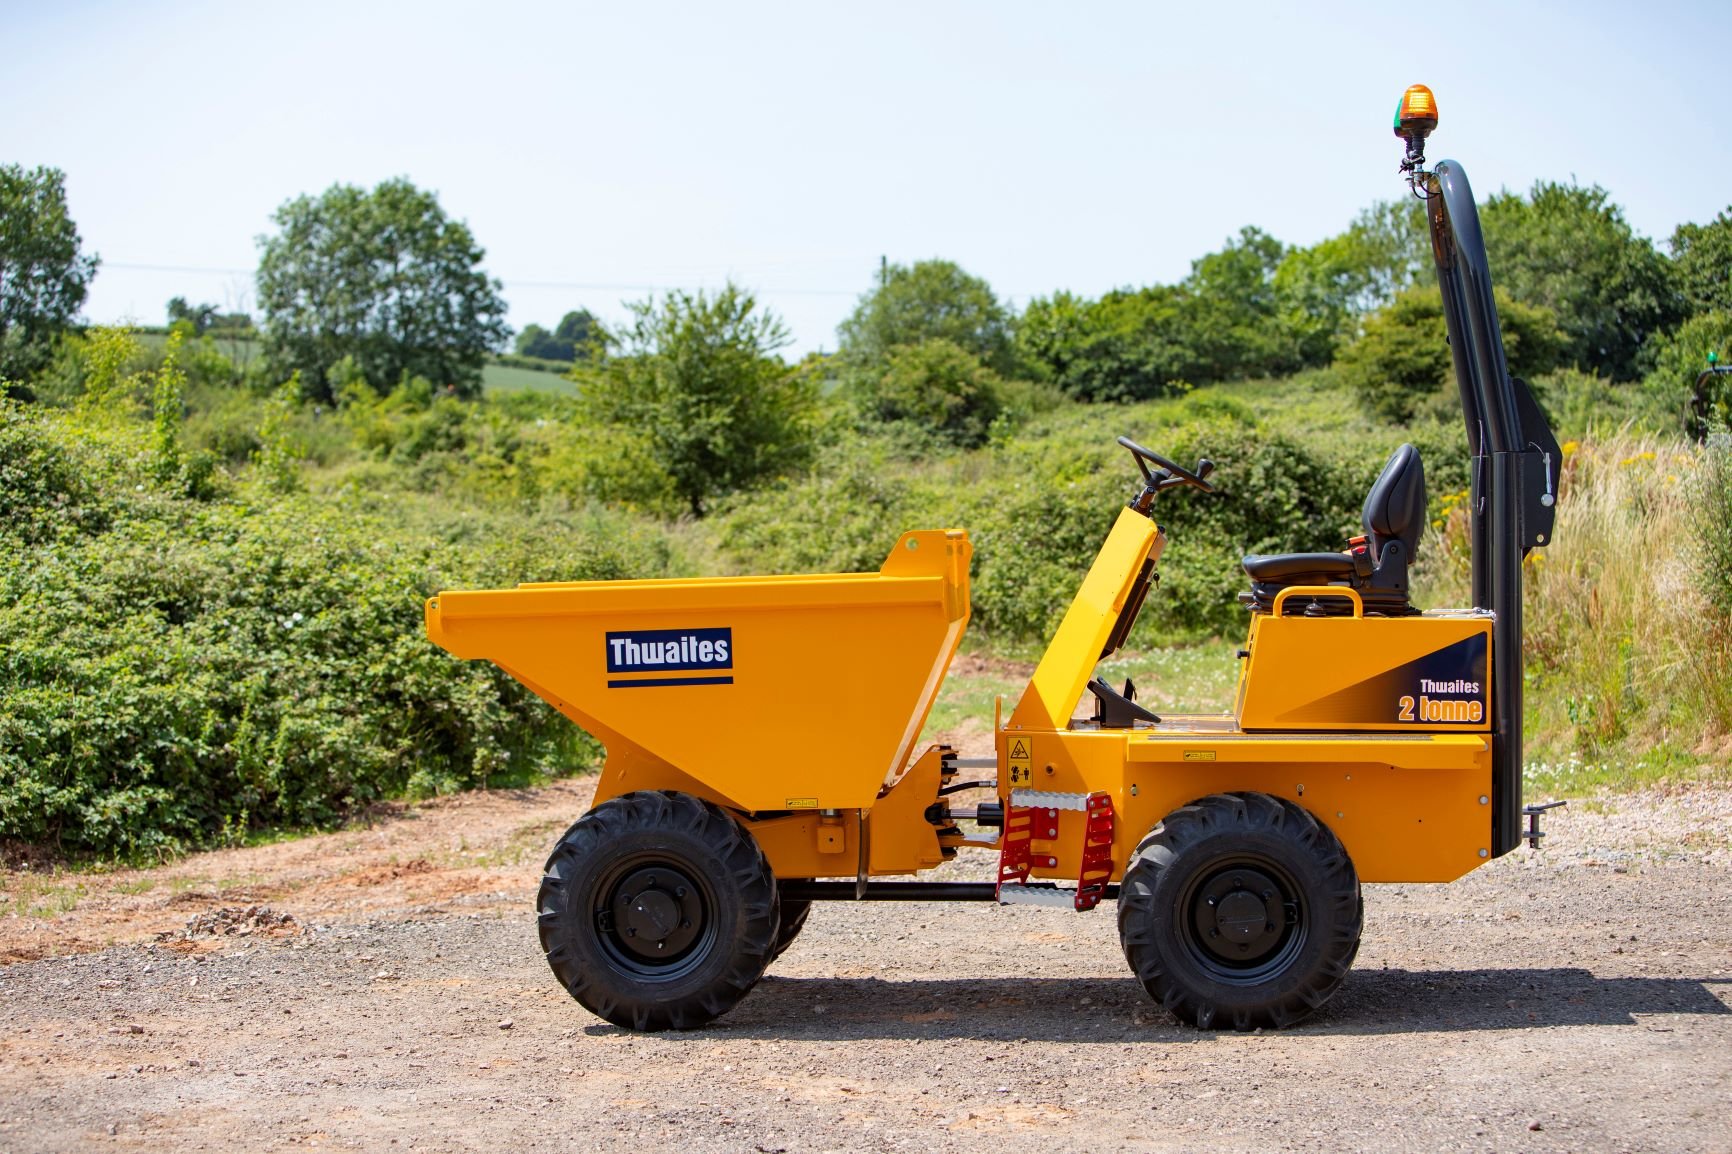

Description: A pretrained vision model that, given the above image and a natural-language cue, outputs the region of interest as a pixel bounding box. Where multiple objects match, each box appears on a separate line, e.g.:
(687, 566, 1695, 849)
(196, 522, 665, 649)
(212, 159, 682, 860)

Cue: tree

(255, 178, 509, 402)
(1671, 208, 1732, 318)
(1641, 310, 1732, 436)
(1018, 221, 1397, 403)
(1274, 199, 1431, 359)
(837, 259, 1013, 372)
(167, 296, 254, 337)
(574, 285, 816, 515)
(1182, 225, 1316, 378)
(1334, 199, 1431, 313)
(0, 165, 99, 388)
(167, 296, 217, 334)
(1335, 289, 1450, 421)
(514, 323, 554, 359)
(846, 338, 1002, 447)
(1480, 181, 1683, 381)
(1017, 286, 1205, 402)
(1335, 286, 1566, 421)
(514, 308, 598, 361)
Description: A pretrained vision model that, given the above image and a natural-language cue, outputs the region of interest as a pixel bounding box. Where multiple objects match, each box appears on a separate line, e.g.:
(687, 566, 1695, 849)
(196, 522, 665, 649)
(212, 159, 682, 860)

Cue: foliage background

(3, 175, 1730, 859)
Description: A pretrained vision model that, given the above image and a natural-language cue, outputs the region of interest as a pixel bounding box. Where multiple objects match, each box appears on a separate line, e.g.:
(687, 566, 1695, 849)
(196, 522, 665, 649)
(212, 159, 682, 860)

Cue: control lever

(1087, 677, 1160, 729)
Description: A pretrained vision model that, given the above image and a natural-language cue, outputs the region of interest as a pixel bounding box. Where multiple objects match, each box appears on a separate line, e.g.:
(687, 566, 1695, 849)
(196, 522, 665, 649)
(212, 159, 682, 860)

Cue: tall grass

(1414, 433, 1732, 784)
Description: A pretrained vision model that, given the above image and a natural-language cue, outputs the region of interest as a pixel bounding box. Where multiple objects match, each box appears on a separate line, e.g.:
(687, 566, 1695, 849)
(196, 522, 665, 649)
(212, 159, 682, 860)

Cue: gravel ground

(3, 785, 1730, 1153)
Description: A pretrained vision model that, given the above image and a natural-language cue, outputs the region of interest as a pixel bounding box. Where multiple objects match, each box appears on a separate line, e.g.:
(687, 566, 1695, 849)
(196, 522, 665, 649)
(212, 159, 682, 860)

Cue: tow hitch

(1522, 800, 1568, 849)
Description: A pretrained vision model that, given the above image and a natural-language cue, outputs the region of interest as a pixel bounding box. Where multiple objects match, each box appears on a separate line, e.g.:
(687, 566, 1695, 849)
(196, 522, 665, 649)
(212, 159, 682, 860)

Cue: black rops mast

(1393, 87, 1562, 857)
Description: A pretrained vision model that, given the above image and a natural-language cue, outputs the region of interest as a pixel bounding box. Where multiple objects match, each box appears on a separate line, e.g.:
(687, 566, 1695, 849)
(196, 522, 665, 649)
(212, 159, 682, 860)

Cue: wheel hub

(608, 866, 702, 963)
(1193, 867, 1288, 964)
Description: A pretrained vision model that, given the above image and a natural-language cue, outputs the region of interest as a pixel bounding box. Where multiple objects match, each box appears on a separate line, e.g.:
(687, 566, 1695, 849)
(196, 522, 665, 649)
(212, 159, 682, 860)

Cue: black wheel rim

(1177, 854, 1306, 985)
(593, 853, 716, 982)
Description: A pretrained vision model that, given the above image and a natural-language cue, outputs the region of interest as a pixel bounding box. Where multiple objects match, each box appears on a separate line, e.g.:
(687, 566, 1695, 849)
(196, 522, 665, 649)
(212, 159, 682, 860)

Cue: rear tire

(1118, 792, 1361, 1030)
(537, 790, 778, 1031)
(771, 894, 811, 960)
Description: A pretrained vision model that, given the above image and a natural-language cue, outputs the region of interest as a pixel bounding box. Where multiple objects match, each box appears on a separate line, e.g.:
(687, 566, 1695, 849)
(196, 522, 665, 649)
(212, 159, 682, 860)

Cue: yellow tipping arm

(1008, 507, 1163, 731)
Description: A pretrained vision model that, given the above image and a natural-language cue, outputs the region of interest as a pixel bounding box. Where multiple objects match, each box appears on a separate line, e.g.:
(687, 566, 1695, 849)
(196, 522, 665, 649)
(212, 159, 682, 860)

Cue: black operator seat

(1240, 443, 1427, 616)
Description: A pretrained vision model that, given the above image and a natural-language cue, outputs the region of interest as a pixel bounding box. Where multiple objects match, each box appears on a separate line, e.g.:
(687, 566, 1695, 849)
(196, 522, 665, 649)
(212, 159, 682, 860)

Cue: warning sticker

(1007, 738, 1033, 786)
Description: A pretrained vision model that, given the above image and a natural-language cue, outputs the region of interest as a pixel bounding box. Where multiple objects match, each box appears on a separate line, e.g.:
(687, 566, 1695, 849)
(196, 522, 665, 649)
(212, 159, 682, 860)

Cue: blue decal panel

(606, 627, 733, 687)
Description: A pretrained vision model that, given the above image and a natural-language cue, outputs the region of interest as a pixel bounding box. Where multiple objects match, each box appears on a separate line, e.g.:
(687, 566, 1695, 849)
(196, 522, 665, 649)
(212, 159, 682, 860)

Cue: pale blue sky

(4, 0, 1729, 358)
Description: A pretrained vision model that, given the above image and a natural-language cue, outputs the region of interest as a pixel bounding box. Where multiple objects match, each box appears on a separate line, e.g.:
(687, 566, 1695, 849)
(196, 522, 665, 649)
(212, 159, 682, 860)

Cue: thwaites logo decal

(605, 627, 733, 688)
(1390, 632, 1489, 724)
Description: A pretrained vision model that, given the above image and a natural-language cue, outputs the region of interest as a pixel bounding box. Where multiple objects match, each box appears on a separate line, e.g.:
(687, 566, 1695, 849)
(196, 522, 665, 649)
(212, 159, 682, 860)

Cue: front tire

(538, 790, 778, 1031)
(1118, 792, 1362, 1030)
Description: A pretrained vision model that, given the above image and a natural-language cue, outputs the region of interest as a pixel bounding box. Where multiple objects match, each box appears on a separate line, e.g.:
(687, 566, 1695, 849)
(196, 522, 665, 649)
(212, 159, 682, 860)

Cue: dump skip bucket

(426, 530, 971, 811)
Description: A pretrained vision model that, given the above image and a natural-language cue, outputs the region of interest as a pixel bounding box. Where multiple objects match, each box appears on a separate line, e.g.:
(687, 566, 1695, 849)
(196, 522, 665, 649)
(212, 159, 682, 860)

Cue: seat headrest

(1362, 443, 1426, 554)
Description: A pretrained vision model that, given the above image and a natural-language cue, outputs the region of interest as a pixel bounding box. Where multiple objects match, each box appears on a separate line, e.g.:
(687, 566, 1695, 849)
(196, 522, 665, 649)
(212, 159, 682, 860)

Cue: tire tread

(537, 790, 778, 1031)
(1118, 791, 1362, 1031)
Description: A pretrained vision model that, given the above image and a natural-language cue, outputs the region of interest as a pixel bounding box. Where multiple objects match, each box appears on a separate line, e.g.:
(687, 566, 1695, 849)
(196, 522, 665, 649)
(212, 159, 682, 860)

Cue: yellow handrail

(1271, 584, 1364, 619)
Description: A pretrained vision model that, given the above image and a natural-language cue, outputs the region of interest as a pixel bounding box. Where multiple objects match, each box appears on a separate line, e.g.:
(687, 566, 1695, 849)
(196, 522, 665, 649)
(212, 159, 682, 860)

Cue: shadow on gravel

(582, 970, 1732, 1041)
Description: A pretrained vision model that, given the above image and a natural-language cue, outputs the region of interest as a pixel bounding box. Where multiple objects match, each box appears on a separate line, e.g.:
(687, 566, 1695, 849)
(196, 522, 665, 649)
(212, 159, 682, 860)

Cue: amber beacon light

(1394, 83, 1438, 173)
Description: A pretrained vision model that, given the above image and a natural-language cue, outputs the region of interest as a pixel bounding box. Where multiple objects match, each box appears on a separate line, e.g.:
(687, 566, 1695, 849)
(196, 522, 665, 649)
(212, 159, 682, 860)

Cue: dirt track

(3, 778, 1731, 1153)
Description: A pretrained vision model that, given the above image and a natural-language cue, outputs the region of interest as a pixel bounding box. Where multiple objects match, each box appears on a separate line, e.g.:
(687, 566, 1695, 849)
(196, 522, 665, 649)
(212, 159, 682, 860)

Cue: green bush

(574, 285, 818, 516)
(716, 450, 916, 575)
(1529, 367, 1648, 440)
(1016, 287, 1205, 403)
(0, 402, 666, 857)
(964, 469, 1125, 641)
(1641, 311, 1732, 437)
(838, 260, 1015, 374)
(1334, 290, 1450, 420)
(187, 386, 266, 464)
(1337, 287, 1565, 421)
(0, 400, 110, 540)
(845, 338, 1004, 449)
(961, 425, 1355, 642)
(173, 330, 243, 391)
(1695, 434, 1732, 619)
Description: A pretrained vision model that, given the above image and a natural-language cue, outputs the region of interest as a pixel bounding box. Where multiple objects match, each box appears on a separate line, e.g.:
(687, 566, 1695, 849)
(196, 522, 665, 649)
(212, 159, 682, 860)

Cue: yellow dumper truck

(426, 86, 1563, 1031)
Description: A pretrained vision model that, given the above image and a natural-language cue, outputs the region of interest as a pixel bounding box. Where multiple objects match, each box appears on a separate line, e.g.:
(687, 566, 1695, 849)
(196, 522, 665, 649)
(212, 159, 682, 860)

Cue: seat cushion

(1241, 552, 1355, 581)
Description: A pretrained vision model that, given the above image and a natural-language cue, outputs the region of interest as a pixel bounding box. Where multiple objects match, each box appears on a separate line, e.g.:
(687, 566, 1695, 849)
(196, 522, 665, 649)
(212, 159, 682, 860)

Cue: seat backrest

(1362, 443, 1426, 557)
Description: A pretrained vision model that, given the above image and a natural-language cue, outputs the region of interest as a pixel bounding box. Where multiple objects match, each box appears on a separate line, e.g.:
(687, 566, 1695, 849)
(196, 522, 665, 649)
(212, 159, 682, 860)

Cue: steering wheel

(1118, 435, 1217, 494)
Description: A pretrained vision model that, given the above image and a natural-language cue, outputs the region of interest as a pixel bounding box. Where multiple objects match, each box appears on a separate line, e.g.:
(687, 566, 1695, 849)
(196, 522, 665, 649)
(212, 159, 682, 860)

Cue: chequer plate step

(997, 884, 1082, 909)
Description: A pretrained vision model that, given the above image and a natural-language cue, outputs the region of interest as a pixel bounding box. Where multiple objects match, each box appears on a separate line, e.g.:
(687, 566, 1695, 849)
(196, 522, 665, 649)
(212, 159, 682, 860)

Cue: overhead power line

(104, 262, 255, 275)
(100, 262, 864, 298)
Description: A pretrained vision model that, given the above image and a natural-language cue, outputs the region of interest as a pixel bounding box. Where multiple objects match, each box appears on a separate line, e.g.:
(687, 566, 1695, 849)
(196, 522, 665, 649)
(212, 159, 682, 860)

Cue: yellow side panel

(1007, 508, 1161, 732)
(1238, 612, 1493, 732)
(747, 811, 858, 879)
(865, 745, 948, 876)
(740, 746, 949, 880)
(427, 530, 970, 812)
